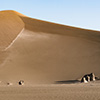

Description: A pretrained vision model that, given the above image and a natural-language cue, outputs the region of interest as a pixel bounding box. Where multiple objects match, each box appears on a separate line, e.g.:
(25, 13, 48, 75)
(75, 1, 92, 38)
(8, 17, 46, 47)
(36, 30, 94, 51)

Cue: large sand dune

(0, 10, 100, 84)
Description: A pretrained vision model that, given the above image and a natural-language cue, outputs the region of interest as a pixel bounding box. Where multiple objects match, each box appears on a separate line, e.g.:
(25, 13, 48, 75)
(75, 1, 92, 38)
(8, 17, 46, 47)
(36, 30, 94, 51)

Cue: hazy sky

(0, 0, 100, 31)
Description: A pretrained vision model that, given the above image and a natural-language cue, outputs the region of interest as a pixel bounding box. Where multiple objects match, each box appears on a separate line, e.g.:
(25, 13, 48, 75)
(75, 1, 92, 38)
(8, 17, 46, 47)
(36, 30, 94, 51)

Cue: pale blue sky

(0, 0, 100, 31)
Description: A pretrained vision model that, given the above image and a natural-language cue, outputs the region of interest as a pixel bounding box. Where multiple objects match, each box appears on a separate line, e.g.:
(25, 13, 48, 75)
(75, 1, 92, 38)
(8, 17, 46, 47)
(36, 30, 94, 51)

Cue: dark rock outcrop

(81, 73, 96, 83)
(19, 80, 24, 85)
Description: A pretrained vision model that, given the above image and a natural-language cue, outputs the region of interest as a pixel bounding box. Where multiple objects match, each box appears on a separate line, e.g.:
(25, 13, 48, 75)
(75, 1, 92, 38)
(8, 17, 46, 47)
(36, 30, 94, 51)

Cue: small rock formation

(90, 73, 95, 81)
(86, 76, 90, 82)
(19, 80, 24, 85)
(95, 76, 100, 80)
(7, 82, 13, 86)
(81, 73, 96, 83)
(81, 77, 88, 83)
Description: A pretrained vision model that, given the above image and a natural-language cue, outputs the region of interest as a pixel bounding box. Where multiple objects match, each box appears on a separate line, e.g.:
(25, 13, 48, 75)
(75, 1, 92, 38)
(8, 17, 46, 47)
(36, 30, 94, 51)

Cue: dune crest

(0, 10, 100, 84)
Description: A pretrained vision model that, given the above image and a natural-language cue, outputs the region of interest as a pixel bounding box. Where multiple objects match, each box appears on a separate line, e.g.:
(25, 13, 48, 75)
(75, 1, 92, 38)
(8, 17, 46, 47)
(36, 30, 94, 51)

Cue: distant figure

(81, 73, 96, 83)
(19, 80, 24, 85)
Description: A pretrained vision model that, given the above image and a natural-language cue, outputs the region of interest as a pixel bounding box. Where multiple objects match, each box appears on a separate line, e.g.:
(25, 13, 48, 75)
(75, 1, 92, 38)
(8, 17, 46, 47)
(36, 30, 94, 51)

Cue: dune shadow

(55, 80, 80, 84)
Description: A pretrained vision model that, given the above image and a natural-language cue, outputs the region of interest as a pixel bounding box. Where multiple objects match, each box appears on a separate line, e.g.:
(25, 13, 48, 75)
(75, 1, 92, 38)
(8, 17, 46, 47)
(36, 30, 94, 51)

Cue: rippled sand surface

(0, 82, 100, 100)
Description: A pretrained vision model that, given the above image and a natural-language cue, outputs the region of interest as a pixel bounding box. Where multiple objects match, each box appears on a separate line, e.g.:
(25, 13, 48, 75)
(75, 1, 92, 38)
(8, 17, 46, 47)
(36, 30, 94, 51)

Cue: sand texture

(0, 82, 100, 100)
(0, 10, 100, 84)
(0, 10, 100, 100)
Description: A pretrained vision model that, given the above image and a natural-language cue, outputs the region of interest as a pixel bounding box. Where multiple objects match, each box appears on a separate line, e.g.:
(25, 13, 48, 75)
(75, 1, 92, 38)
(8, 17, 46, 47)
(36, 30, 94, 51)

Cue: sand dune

(0, 10, 100, 84)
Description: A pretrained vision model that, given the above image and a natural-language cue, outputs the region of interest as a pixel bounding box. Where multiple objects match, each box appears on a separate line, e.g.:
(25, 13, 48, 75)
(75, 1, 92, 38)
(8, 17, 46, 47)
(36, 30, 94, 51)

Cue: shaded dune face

(20, 16, 100, 42)
(0, 10, 100, 84)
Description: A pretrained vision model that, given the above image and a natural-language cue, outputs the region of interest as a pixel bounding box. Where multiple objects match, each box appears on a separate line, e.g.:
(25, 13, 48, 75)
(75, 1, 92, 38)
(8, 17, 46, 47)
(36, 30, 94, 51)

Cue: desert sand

(0, 82, 100, 100)
(0, 10, 100, 100)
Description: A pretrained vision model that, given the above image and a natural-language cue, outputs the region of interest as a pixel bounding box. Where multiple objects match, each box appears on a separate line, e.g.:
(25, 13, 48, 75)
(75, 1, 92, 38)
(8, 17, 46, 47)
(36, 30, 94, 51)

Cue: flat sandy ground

(0, 81, 100, 100)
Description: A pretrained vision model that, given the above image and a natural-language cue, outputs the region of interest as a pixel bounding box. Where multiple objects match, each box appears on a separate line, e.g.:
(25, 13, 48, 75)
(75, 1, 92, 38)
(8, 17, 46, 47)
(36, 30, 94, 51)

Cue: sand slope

(0, 10, 24, 48)
(0, 10, 100, 84)
(0, 10, 24, 68)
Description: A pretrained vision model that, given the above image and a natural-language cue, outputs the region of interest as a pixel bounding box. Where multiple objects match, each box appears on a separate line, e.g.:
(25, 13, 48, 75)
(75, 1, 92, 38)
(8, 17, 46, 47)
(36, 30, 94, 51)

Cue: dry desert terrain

(0, 10, 100, 100)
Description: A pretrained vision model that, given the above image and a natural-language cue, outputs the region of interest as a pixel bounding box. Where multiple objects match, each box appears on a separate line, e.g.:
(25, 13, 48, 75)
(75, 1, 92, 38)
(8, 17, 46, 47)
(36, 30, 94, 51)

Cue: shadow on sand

(55, 80, 80, 84)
